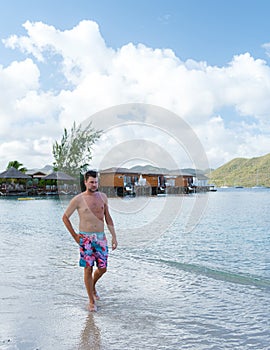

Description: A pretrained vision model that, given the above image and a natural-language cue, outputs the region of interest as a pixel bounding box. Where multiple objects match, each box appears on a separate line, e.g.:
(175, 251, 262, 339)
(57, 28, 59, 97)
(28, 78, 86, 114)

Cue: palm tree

(7, 160, 27, 173)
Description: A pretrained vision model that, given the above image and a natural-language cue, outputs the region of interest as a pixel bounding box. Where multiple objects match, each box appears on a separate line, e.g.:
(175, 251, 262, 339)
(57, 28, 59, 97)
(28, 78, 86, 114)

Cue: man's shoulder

(97, 191, 108, 200)
(70, 192, 84, 203)
(98, 190, 107, 196)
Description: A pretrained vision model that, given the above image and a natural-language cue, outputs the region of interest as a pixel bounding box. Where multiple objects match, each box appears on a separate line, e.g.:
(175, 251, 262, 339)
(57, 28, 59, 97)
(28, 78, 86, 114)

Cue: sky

(1, 0, 270, 171)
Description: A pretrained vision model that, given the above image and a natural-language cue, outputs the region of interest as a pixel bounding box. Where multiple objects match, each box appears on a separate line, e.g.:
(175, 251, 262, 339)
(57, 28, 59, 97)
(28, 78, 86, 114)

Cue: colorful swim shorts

(79, 232, 108, 268)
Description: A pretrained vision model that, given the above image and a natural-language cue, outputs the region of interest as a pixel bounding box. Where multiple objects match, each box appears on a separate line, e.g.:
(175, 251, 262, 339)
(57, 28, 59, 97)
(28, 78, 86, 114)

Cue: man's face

(85, 176, 98, 192)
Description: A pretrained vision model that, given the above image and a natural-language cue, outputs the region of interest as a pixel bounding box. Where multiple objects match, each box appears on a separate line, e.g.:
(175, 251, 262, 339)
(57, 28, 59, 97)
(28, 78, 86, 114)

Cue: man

(62, 170, 118, 312)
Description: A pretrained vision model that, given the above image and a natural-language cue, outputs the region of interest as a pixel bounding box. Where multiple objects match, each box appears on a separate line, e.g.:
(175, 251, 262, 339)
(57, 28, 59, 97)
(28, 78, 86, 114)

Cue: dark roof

(100, 167, 138, 174)
(100, 167, 208, 178)
(0, 167, 31, 179)
(43, 171, 76, 181)
(26, 170, 47, 177)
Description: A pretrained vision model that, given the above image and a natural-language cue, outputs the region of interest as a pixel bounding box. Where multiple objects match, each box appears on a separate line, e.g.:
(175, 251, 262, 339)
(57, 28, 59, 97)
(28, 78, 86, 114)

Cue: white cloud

(0, 59, 39, 116)
(1, 19, 270, 171)
(0, 139, 54, 170)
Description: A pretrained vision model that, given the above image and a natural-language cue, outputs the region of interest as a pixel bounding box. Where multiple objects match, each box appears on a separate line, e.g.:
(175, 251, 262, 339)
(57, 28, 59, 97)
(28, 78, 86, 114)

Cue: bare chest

(79, 194, 105, 218)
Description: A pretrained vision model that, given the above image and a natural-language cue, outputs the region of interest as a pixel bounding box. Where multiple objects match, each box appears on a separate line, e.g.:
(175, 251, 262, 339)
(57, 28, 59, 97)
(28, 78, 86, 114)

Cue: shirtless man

(62, 170, 118, 312)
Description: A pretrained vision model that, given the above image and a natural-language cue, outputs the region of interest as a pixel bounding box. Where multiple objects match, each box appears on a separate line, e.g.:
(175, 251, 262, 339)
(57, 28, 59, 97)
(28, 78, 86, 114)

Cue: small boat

(209, 185, 217, 192)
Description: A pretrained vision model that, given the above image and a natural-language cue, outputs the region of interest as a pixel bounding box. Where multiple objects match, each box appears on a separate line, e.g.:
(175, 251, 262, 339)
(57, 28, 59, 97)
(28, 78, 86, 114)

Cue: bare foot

(93, 291, 100, 301)
(87, 303, 97, 312)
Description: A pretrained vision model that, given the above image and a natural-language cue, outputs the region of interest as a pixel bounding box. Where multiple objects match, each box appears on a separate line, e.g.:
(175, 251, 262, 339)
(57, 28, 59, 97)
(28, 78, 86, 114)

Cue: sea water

(0, 189, 269, 350)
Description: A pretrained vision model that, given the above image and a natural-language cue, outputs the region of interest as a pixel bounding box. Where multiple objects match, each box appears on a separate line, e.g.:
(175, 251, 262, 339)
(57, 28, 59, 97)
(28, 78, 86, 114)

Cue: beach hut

(42, 171, 77, 195)
(0, 167, 31, 195)
(0, 167, 31, 179)
(43, 171, 76, 181)
(26, 170, 47, 179)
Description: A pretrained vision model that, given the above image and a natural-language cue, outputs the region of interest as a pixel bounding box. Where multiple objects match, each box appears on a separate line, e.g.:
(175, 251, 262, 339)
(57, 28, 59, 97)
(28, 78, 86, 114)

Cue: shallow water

(0, 189, 270, 349)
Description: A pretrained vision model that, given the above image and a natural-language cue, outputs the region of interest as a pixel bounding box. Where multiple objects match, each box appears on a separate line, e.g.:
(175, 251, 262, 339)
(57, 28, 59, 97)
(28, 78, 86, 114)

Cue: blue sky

(1, 0, 270, 170)
(2, 0, 270, 66)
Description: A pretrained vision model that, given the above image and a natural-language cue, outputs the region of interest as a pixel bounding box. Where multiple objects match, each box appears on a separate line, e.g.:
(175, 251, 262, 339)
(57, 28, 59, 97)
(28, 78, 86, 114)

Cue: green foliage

(7, 160, 27, 173)
(52, 121, 102, 177)
(209, 153, 270, 187)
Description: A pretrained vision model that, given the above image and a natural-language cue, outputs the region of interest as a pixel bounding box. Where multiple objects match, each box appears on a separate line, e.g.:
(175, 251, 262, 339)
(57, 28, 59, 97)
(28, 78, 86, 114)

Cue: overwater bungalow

(99, 167, 168, 196)
(166, 170, 209, 193)
(99, 167, 138, 196)
(98, 167, 210, 197)
(138, 171, 165, 195)
(164, 172, 192, 194)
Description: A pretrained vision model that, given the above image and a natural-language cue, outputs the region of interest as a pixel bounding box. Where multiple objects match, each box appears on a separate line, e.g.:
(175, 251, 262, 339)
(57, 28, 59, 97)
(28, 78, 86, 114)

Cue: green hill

(209, 153, 270, 187)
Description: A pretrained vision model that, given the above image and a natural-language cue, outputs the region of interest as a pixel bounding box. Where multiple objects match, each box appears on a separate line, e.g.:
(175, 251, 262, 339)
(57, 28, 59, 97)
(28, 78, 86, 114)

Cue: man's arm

(103, 194, 118, 250)
(62, 197, 80, 244)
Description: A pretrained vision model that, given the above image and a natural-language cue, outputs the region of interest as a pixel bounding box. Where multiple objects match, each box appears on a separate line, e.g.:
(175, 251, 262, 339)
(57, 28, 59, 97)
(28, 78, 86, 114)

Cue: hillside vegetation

(209, 153, 270, 187)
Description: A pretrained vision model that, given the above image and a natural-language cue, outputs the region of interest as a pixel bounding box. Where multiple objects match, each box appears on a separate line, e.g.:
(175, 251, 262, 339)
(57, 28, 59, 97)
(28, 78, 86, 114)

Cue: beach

(1, 190, 270, 349)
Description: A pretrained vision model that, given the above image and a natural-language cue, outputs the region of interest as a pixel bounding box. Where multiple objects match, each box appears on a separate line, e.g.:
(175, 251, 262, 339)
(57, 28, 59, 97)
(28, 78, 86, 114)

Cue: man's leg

(84, 266, 97, 311)
(93, 267, 107, 299)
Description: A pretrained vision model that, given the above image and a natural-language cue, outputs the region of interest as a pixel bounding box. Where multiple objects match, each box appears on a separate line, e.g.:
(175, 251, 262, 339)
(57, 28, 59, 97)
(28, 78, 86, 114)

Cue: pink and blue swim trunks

(79, 231, 108, 268)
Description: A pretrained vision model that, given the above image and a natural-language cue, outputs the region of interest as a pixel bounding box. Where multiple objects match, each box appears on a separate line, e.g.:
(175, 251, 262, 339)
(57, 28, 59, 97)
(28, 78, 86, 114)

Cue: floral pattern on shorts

(79, 232, 108, 268)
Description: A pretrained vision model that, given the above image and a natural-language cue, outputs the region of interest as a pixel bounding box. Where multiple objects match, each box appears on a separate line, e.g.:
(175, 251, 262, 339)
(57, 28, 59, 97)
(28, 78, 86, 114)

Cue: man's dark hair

(84, 170, 98, 181)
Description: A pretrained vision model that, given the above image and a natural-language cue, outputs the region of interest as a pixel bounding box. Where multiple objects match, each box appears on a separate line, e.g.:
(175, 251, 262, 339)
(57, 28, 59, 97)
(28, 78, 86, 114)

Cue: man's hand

(75, 233, 80, 245)
(112, 237, 118, 250)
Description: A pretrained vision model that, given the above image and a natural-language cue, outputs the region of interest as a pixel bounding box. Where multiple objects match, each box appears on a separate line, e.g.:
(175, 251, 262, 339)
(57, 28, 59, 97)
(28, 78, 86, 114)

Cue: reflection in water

(78, 314, 101, 350)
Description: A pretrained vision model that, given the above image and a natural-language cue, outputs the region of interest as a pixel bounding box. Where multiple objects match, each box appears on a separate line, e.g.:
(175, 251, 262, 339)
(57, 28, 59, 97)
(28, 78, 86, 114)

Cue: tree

(7, 160, 27, 173)
(52, 121, 102, 176)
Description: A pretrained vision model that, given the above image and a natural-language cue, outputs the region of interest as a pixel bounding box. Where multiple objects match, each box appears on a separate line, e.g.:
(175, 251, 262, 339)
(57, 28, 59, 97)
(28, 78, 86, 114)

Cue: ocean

(0, 189, 269, 350)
